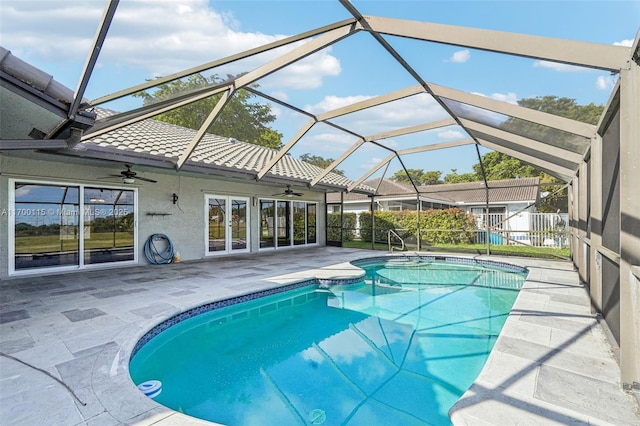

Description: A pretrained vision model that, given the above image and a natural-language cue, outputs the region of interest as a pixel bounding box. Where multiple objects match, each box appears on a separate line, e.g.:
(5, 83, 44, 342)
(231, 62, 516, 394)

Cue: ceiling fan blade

(135, 176, 157, 183)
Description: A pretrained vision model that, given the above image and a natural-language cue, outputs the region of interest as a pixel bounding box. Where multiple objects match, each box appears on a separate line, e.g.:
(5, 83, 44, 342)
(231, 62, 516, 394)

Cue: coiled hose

(144, 233, 174, 264)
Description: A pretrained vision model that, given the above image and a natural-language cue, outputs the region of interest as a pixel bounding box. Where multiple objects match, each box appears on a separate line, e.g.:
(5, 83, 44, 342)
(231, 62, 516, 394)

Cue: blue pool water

(129, 258, 526, 425)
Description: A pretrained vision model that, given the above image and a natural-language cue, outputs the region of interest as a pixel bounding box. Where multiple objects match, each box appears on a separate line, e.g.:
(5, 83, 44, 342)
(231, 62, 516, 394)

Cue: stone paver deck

(0, 247, 638, 425)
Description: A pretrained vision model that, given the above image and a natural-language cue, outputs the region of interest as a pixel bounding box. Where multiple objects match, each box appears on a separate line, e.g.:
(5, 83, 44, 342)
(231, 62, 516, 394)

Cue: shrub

(327, 212, 357, 242)
(419, 208, 477, 244)
(358, 208, 477, 244)
(359, 211, 398, 242)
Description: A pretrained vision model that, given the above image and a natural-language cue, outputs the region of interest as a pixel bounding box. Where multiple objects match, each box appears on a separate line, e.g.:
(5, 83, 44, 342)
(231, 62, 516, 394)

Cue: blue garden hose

(144, 233, 174, 264)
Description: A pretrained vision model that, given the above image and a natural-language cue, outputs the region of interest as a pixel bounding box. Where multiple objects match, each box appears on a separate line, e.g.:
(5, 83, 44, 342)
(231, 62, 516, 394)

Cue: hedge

(327, 212, 358, 242)
(359, 208, 477, 244)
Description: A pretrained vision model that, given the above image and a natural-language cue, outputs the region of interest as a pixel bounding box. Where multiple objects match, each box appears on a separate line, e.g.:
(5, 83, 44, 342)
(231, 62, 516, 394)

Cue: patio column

(589, 134, 603, 313)
(619, 55, 640, 390)
(577, 161, 589, 282)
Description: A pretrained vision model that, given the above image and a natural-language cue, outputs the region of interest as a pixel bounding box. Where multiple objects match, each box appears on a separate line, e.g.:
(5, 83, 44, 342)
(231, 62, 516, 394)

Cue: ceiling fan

(101, 164, 157, 184)
(272, 185, 303, 198)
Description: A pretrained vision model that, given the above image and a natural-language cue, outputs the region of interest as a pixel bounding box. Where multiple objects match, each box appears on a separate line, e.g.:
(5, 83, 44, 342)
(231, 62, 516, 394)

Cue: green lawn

(16, 232, 133, 254)
(343, 240, 570, 260)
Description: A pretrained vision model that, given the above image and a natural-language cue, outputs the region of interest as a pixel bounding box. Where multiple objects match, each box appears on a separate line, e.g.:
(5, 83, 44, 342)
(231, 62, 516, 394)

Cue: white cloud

(533, 60, 589, 72)
(438, 130, 463, 139)
(361, 156, 384, 169)
(614, 39, 633, 47)
(304, 95, 374, 114)
(487, 92, 518, 105)
(596, 75, 617, 91)
(447, 49, 470, 63)
(0, 0, 341, 89)
(304, 93, 450, 134)
(269, 91, 289, 102)
(293, 131, 356, 155)
(465, 91, 519, 124)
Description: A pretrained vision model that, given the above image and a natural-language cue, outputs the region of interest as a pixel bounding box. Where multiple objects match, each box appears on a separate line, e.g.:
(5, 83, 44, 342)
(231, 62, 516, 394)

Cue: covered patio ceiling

(2, 0, 638, 195)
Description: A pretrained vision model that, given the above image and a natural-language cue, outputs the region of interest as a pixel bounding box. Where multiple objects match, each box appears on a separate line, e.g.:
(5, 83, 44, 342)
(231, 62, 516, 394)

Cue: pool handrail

(388, 229, 405, 252)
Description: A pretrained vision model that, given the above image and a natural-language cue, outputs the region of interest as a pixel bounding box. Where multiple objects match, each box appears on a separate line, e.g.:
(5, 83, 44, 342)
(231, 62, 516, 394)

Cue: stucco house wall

(0, 153, 326, 279)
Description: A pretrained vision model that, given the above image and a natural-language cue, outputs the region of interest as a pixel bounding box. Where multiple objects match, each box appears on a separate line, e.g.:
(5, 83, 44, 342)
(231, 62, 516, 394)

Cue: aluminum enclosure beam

(477, 138, 575, 181)
(347, 138, 475, 192)
(316, 84, 425, 122)
(460, 119, 585, 163)
(365, 15, 630, 71)
(397, 138, 475, 156)
(348, 154, 395, 192)
(310, 139, 365, 187)
(176, 87, 233, 168)
(83, 84, 230, 139)
(70, 0, 119, 118)
(309, 119, 456, 187)
(235, 25, 357, 90)
(365, 118, 457, 142)
(257, 119, 316, 179)
(91, 18, 358, 106)
(258, 84, 425, 180)
(429, 83, 596, 138)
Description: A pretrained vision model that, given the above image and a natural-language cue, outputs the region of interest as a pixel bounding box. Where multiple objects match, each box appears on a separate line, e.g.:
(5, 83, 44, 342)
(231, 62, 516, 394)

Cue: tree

(491, 96, 604, 212)
(443, 169, 478, 184)
(391, 169, 442, 186)
(133, 74, 283, 149)
(299, 154, 345, 176)
(472, 152, 537, 181)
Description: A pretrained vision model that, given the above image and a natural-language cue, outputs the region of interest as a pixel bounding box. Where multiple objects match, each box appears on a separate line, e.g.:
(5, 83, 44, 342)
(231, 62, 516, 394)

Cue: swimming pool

(129, 256, 527, 425)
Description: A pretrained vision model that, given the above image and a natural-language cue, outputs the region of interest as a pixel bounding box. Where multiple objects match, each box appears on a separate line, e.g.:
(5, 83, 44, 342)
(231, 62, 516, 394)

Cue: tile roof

(420, 177, 540, 204)
(1, 46, 75, 105)
(327, 177, 539, 205)
(75, 108, 374, 193)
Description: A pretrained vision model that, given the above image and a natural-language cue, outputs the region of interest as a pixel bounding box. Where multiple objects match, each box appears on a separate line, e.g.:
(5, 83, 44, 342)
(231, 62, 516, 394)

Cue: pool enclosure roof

(1, 0, 638, 196)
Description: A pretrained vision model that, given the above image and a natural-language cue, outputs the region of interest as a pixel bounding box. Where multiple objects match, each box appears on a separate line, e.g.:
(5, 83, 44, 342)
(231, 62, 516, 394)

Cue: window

(10, 180, 136, 274)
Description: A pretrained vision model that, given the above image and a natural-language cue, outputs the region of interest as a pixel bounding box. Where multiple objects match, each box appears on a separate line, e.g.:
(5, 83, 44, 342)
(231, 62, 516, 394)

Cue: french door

(206, 195, 250, 255)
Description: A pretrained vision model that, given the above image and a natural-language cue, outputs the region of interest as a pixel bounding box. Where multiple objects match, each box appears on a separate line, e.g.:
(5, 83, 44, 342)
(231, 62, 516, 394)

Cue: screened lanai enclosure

(1, 0, 639, 394)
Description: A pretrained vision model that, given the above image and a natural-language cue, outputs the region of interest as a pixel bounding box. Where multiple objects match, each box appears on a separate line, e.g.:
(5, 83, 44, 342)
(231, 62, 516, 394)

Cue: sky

(1, 0, 638, 182)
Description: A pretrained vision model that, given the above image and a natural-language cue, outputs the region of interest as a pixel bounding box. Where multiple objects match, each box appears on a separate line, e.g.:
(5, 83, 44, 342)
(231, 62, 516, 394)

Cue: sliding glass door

(259, 198, 318, 250)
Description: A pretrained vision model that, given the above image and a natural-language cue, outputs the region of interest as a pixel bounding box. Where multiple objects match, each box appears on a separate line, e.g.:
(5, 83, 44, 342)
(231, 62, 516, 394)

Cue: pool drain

(138, 380, 162, 398)
(308, 408, 326, 424)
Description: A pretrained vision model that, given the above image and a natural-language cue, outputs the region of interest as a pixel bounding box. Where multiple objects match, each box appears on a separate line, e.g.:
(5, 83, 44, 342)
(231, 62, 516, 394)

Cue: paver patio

(0, 247, 638, 425)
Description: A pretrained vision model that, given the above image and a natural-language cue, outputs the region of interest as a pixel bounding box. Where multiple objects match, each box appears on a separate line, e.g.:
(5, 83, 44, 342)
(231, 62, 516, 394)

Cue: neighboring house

(325, 177, 561, 246)
(327, 177, 540, 215)
(0, 47, 373, 279)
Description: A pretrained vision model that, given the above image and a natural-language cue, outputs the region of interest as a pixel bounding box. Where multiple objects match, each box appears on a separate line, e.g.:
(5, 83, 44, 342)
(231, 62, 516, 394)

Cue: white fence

(472, 212, 569, 248)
